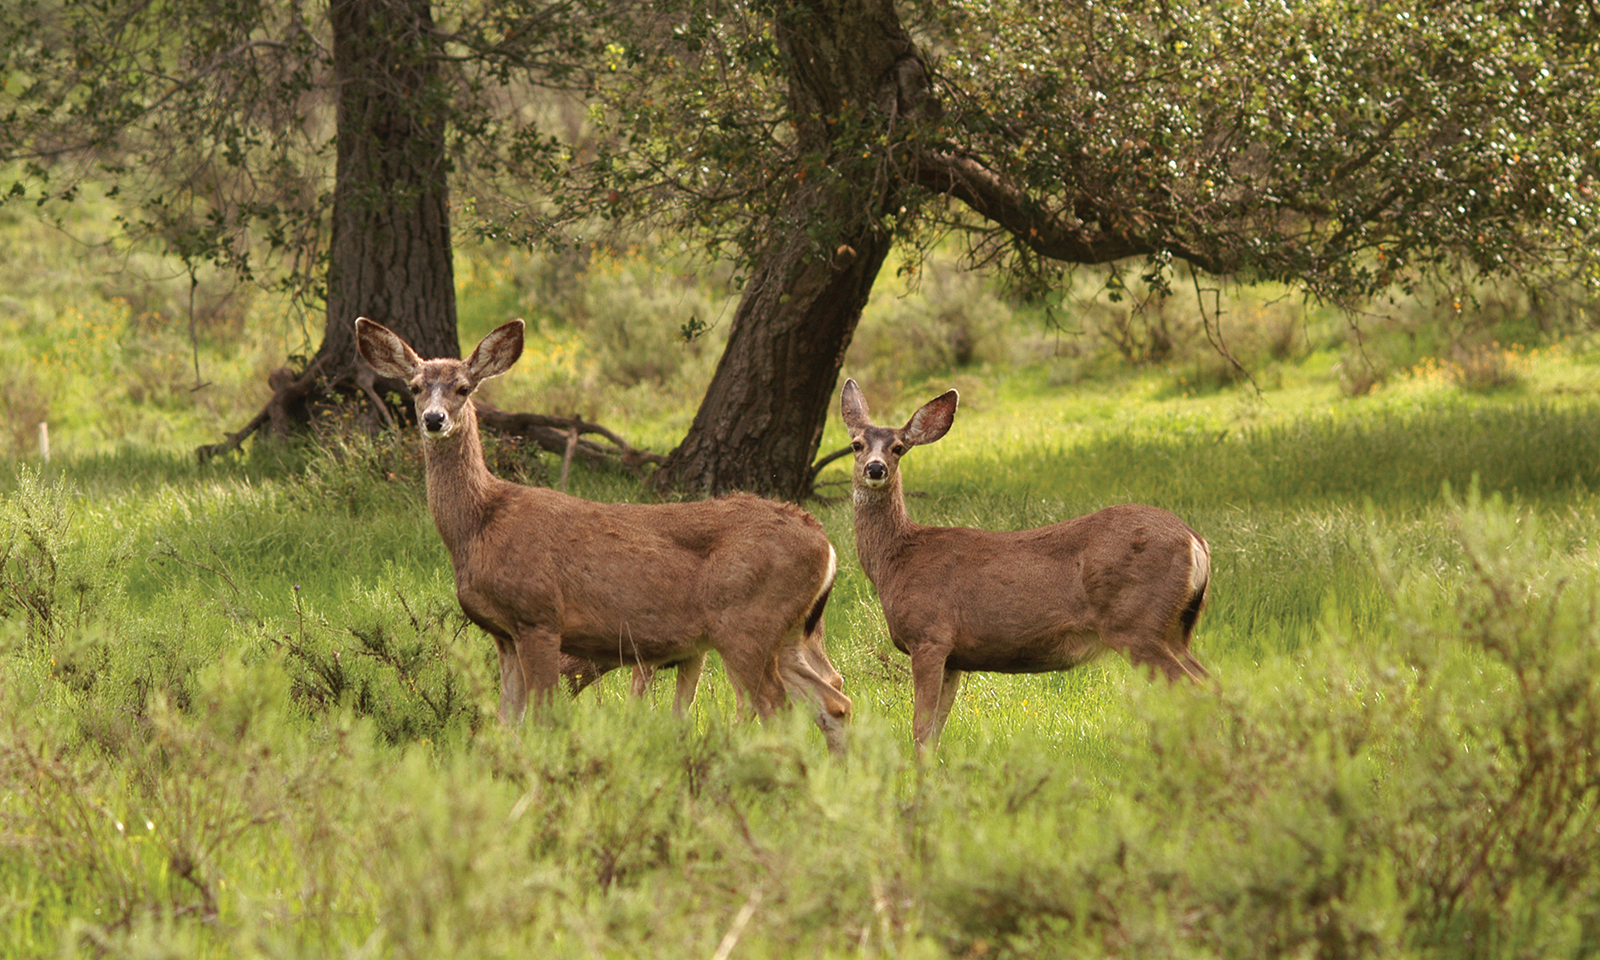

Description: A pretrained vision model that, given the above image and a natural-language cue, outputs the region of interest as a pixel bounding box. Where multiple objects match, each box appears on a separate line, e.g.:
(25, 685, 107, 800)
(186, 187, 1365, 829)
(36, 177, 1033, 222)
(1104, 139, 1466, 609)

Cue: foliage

(7, 101, 1600, 951)
(0, 0, 614, 305)
(921, 0, 1600, 298)
(557, 0, 1600, 306)
(7, 429, 1600, 956)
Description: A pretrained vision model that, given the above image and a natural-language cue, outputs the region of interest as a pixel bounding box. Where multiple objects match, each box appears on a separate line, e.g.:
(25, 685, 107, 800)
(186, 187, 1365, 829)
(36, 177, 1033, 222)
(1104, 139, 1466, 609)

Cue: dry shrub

(1447, 341, 1526, 393)
(0, 363, 50, 457)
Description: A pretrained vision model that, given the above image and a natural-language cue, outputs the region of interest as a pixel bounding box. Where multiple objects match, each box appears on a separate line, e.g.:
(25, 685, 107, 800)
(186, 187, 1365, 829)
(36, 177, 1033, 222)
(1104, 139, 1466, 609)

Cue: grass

(4, 219, 1600, 955)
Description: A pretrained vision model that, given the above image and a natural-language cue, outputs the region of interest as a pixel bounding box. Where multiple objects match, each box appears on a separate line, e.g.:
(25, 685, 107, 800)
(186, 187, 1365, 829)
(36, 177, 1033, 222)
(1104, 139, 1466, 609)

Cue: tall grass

(6, 363, 1600, 955)
(5, 213, 1600, 955)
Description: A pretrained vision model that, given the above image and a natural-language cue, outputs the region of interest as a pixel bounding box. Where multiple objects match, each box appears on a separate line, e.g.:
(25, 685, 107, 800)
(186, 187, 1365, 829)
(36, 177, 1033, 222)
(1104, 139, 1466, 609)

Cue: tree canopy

(558, 0, 1598, 300)
(4, 0, 1596, 497)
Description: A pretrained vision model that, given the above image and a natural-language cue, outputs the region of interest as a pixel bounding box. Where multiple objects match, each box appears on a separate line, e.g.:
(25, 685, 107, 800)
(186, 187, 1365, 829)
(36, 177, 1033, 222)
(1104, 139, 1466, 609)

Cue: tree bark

(323, 0, 458, 367)
(653, 219, 895, 501)
(199, 0, 459, 457)
(651, 0, 924, 502)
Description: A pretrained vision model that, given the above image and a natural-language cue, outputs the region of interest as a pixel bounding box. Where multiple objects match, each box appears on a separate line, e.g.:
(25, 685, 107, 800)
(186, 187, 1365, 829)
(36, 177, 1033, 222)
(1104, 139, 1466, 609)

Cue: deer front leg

(909, 643, 955, 750)
(510, 624, 563, 716)
(495, 632, 528, 725)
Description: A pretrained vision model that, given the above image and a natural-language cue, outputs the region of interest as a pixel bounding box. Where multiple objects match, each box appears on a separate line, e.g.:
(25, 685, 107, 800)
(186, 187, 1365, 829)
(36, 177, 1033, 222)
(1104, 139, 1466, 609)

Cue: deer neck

(852, 474, 915, 589)
(420, 402, 501, 560)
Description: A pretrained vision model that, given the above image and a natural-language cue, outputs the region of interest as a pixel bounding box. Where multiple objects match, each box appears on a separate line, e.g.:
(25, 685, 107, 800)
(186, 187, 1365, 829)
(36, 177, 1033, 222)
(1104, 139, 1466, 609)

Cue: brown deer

(355, 317, 852, 751)
(840, 379, 1210, 749)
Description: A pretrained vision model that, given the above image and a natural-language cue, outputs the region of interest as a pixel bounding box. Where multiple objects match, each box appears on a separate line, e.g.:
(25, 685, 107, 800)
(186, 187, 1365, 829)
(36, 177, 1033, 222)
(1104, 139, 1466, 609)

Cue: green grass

(5, 222, 1600, 955)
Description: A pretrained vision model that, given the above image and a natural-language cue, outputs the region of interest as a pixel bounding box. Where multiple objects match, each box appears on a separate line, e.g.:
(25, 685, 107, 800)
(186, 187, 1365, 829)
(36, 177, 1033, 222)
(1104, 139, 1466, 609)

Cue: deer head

(840, 378, 958, 495)
(356, 317, 524, 440)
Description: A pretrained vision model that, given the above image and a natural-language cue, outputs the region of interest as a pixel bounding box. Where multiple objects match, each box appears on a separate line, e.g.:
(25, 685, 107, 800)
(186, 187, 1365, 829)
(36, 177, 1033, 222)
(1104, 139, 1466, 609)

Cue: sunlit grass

(5, 221, 1600, 955)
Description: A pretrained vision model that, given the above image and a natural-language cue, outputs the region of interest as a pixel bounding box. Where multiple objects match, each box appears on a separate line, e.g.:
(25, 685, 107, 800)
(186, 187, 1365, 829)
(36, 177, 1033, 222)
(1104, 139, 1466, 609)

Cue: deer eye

(891, 444, 907, 456)
(850, 440, 864, 453)
(408, 384, 422, 396)
(456, 385, 472, 397)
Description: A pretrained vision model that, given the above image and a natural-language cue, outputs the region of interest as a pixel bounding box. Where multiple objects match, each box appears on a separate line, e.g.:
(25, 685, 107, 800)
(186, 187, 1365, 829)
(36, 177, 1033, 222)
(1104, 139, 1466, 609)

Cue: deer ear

(468, 319, 525, 382)
(355, 317, 422, 380)
(840, 378, 871, 432)
(903, 389, 958, 446)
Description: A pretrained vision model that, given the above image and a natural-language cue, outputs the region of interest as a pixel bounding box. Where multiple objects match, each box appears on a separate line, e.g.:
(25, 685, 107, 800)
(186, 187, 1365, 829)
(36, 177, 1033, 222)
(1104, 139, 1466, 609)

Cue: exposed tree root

(196, 361, 664, 478)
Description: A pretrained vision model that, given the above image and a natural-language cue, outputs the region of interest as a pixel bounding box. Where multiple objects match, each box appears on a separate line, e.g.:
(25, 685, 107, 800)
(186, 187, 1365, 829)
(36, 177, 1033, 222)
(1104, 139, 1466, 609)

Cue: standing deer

(354, 317, 852, 751)
(840, 379, 1210, 749)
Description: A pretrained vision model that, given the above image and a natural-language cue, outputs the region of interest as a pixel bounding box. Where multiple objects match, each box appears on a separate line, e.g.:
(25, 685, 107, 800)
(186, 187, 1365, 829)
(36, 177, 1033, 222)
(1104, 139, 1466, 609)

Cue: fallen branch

(474, 402, 667, 478)
(195, 355, 333, 464)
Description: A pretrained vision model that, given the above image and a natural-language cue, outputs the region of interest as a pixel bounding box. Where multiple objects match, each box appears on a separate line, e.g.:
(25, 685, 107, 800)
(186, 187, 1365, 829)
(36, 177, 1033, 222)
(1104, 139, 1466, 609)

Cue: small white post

(37, 422, 49, 463)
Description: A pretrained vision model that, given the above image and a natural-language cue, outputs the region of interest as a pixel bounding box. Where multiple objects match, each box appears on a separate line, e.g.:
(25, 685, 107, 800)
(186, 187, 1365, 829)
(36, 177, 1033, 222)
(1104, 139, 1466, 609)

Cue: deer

(354, 317, 852, 752)
(839, 378, 1210, 749)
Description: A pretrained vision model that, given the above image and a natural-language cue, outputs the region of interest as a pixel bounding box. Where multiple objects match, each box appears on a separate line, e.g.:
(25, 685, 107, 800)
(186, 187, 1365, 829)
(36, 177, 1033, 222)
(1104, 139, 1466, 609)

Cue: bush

(922, 491, 1600, 959)
(846, 255, 1014, 394)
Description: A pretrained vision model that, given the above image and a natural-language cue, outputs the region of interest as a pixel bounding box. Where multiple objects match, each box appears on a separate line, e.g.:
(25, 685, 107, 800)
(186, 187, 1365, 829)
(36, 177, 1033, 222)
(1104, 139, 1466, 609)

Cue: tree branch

(911, 146, 1231, 275)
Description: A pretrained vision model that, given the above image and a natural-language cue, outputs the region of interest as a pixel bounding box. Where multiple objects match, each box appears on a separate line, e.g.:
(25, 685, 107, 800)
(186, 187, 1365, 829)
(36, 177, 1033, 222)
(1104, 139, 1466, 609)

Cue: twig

(560, 423, 579, 491)
(710, 885, 765, 960)
(1191, 271, 1260, 394)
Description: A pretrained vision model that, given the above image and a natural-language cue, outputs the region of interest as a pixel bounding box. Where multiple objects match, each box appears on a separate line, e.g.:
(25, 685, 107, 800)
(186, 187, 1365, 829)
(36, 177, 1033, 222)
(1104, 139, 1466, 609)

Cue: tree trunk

(651, 0, 924, 502)
(197, 0, 459, 458)
(321, 0, 458, 370)
(653, 220, 894, 501)
(194, 0, 662, 469)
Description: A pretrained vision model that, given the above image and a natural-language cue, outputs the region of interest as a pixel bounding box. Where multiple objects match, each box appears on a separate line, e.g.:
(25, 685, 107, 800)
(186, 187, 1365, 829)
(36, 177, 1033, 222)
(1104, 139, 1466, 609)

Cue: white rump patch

(1188, 535, 1211, 596)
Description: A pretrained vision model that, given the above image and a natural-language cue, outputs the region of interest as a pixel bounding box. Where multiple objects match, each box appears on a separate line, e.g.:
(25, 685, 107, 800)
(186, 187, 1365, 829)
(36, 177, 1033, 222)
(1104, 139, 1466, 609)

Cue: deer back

(868, 504, 1204, 669)
(453, 487, 835, 666)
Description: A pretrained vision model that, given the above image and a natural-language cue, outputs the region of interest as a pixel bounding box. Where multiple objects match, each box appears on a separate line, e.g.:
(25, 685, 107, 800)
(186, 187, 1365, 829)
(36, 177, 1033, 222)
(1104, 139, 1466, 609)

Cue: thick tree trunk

(195, 0, 655, 469)
(651, 0, 925, 501)
(198, 0, 462, 459)
(653, 220, 894, 501)
(323, 0, 458, 367)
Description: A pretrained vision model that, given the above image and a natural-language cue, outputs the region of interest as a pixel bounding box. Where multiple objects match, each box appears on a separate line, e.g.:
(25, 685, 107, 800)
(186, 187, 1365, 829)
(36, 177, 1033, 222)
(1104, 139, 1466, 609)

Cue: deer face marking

(410, 362, 476, 440)
(849, 426, 905, 491)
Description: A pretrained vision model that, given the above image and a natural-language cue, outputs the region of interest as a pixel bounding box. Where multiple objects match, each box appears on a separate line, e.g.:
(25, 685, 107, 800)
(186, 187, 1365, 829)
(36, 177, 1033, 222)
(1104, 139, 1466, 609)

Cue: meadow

(3, 201, 1600, 958)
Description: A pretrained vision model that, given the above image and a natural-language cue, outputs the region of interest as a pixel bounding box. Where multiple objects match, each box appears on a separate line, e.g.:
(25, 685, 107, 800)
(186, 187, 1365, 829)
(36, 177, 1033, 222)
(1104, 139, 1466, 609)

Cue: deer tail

(1178, 534, 1210, 642)
(805, 543, 838, 637)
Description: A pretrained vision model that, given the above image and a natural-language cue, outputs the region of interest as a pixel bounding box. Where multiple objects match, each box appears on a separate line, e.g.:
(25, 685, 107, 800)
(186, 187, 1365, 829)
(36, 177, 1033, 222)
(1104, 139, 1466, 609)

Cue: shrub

(922, 491, 1600, 959)
(847, 256, 1014, 394)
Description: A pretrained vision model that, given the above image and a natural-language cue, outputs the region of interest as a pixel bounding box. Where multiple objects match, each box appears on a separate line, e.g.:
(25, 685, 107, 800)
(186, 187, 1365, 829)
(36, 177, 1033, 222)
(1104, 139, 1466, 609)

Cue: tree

(2, 0, 643, 462)
(550, 0, 1599, 500)
(7, 0, 1597, 501)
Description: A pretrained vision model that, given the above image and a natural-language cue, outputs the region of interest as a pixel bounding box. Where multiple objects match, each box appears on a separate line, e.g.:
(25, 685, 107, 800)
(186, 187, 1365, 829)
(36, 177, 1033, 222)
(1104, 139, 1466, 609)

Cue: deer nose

(422, 411, 447, 433)
(864, 461, 887, 482)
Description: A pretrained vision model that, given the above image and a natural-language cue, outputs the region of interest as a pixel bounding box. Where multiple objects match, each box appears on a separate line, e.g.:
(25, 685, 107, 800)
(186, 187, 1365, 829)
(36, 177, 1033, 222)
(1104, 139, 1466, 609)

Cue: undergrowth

(5, 399, 1600, 956)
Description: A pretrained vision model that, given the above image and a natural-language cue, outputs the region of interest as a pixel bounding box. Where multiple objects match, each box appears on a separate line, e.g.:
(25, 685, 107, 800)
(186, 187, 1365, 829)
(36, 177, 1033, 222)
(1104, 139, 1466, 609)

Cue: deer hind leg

(802, 555, 845, 694)
(711, 631, 784, 721)
(670, 652, 706, 717)
(1119, 630, 1208, 683)
(802, 618, 845, 694)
